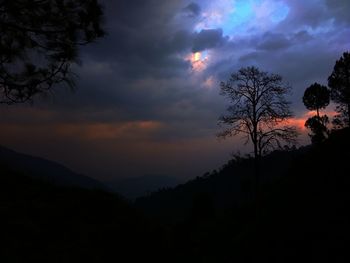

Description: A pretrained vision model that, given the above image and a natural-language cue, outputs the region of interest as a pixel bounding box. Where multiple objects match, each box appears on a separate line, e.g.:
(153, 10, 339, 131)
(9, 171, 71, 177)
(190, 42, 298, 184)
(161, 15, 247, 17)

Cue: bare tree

(218, 66, 298, 161)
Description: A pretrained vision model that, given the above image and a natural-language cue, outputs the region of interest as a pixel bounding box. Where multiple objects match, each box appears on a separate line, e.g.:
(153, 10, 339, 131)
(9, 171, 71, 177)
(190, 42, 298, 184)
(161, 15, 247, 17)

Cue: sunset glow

(287, 110, 339, 131)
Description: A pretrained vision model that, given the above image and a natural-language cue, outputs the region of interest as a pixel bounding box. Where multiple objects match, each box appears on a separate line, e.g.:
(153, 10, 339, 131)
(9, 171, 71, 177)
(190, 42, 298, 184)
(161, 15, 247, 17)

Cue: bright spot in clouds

(193, 52, 201, 61)
(186, 51, 209, 72)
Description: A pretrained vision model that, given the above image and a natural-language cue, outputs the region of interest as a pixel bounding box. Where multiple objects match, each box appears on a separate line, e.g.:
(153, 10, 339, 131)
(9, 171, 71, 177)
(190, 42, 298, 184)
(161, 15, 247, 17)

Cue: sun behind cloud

(186, 51, 209, 73)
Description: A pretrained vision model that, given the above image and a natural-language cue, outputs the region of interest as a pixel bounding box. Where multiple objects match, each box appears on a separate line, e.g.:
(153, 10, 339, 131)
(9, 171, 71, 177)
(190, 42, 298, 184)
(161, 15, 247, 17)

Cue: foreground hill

(0, 145, 104, 189)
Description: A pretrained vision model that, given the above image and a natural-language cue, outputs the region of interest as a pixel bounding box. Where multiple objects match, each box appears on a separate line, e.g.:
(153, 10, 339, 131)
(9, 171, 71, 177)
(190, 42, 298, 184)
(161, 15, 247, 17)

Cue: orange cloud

(286, 109, 338, 131)
(285, 118, 307, 130)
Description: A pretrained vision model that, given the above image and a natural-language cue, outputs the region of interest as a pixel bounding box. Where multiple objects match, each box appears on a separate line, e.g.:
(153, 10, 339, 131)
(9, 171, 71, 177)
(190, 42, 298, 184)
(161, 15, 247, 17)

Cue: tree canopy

(0, 0, 105, 104)
(302, 83, 330, 118)
(328, 51, 350, 127)
(218, 66, 298, 159)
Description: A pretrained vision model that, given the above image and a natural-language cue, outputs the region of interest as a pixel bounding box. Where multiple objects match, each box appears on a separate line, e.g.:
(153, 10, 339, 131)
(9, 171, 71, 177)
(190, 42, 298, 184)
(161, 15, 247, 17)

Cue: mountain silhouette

(0, 145, 105, 189)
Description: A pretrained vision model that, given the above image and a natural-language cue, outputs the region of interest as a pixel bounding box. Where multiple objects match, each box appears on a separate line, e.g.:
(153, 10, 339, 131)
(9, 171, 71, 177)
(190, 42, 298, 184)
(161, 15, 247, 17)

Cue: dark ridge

(0, 145, 105, 190)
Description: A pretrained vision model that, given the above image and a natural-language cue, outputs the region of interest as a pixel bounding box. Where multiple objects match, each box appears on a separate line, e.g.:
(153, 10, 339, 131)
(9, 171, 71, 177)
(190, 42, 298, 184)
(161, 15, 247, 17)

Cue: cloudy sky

(1, 0, 349, 181)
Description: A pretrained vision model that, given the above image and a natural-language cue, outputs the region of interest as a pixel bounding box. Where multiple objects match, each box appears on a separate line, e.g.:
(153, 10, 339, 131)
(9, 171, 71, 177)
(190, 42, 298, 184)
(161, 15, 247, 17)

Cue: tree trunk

(254, 153, 260, 199)
(252, 116, 260, 198)
(348, 103, 350, 127)
(252, 130, 259, 195)
(253, 136, 261, 225)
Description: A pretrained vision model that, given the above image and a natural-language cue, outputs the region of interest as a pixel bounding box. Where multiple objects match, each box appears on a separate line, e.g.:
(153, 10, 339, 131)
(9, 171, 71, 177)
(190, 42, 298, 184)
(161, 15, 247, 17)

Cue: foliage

(302, 83, 330, 117)
(328, 51, 350, 127)
(218, 66, 298, 158)
(0, 0, 105, 104)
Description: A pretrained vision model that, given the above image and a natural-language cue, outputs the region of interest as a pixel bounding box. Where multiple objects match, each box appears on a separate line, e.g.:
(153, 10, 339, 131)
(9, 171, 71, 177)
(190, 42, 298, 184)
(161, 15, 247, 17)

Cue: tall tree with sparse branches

(0, 0, 105, 104)
(218, 66, 298, 161)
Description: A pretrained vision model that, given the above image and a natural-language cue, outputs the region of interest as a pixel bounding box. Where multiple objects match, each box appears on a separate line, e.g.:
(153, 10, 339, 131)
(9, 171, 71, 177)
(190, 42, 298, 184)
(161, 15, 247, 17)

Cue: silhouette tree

(305, 115, 329, 144)
(302, 83, 330, 143)
(0, 0, 105, 104)
(328, 51, 350, 127)
(218, 66, 298, 160)
(218, 66, 297, 201)
(302, 83, 330, 118)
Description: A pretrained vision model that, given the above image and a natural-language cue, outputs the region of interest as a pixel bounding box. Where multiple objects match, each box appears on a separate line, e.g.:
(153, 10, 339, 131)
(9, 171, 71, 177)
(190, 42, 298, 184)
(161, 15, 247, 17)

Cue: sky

(0, 0, 349, 181)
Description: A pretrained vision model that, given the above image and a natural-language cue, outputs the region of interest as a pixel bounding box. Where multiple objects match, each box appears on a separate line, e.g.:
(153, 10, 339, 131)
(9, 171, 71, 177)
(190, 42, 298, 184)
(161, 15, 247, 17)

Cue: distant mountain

(0, 145, 105, 189)
(106, 175, 181, 199)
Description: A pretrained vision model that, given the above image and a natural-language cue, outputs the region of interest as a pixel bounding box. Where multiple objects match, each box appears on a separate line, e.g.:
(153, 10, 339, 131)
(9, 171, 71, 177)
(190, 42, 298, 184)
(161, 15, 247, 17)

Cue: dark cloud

(292, 30, 313, 43)
(81, 0, 191, 79)
(183, 3, 201, 17)
(257, 32, 291, 51)
(280, 1, 329, 29)
(325, 0, 350, 24)
(192, 29, 226, 52)
(256, 30, 313, 51)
